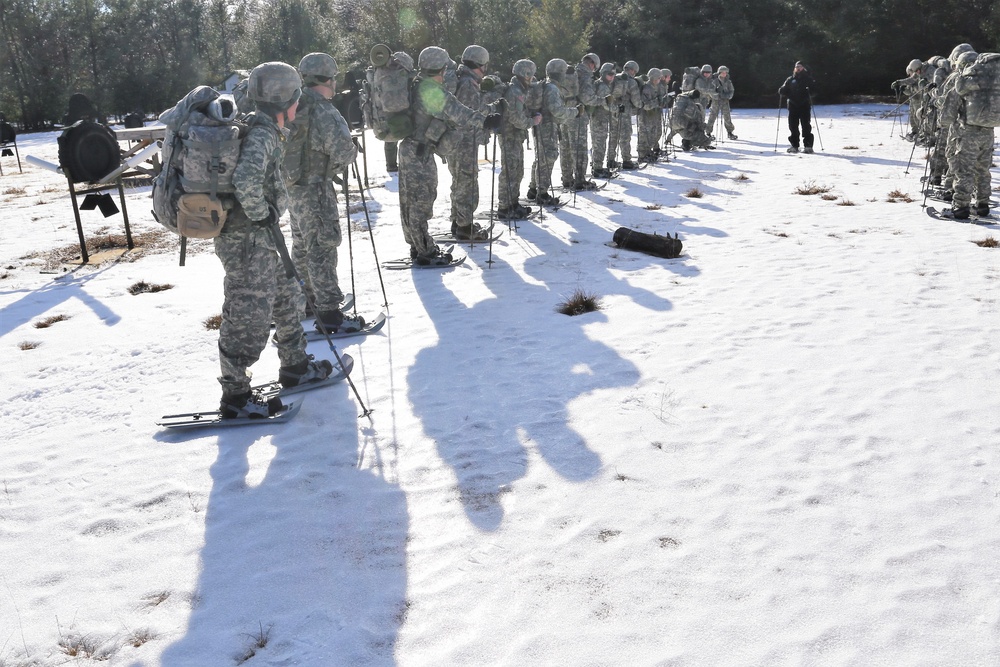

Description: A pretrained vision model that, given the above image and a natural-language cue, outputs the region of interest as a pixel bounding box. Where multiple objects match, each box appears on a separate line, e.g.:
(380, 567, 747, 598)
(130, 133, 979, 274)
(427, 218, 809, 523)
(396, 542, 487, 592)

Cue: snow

(2, 106, 999, 666)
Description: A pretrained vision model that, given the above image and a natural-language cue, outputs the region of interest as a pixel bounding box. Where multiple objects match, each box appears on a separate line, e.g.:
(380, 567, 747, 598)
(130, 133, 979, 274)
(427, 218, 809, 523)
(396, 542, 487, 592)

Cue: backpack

(152, 86, 246, 239)
(362, 49, 415, 142)
(958, 53, 1000, 128)
(282, 92, 313, 186)
(681, 67, 699, 92)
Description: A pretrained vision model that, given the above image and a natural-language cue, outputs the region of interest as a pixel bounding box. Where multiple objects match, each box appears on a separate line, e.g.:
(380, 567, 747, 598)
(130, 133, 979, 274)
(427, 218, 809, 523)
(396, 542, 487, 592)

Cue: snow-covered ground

(2, 106, 999, 666)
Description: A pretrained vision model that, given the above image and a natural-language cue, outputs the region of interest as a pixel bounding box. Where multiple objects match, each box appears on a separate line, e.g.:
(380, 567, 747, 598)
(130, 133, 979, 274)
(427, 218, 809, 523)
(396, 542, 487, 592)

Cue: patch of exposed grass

(19, 341, 41, 350)
(556, 289, 602, 316)
(684, 187, 704, 198)
(128, 280, 174, 295)
(843, 145, 859, 150)
(765, 229, 789, 238)
(204, 314, 223, 330)
(733, 173, 750, 181)
(794, 181, 832, 195)
(659, 536, 681, 549)
(34, 314, 70, 329)
(597, 529, 622, 542)
(820, 194, 838, 201)
(837, 199, 857, 206)
(644, 204, 661, 210)
(23, 228, 177, 270)
(237, 623, 271, 665)
(2, 186, 26, 195)
(58, 631, 113, 660)
(127, 627, 158, 648)
(886, 189, 914, 203)
(974, 236, 999, 248)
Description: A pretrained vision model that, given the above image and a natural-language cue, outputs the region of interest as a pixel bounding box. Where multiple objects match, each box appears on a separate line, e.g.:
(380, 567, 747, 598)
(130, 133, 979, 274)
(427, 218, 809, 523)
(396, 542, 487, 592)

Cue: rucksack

(152, 86, 246, 239)
(681, 67, 700, 92)
(958, 53, 1000, 128)
(282, 92, 314, 187)
(362, 48, 415, 142)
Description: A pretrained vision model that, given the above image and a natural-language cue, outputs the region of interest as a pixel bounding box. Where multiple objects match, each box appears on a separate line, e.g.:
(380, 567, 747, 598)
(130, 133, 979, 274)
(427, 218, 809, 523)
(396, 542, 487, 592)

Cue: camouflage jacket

(716, 75, 734, 101)
(576, 62, 602, 109)
(640, 81, 661, 112)
(410, 76, 484, 152)
(291, 87, 357, 184)
(503, 76, 536, 139)
(233, 112, 287, 223)
(694, 73, 720, 101)
(532, 80, 578, 124)
(610, 73, 641, 114)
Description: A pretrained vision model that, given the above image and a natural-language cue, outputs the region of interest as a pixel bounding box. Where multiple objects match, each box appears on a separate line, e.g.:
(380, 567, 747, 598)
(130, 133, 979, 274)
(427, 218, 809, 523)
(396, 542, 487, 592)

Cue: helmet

(661, 68, 672, 79)
(298, 52, 338, 86)
(583, 53, 600, 69)
(624, 60, 639, 74)
(461, 44, 489, 67)
(949, 43, 974, 65)
(717, 65, 729, 73)
(956, 51, 979, 69)
(647, 68, 662, 81)
(247, 62, 301, 113)
(418, 46, 451, 72)
(600, 62, 616, 77)
(700, 64, 712, 73)
(512, 59, 536, 80)
(906, 58, 922, 75)
(545, 58, 568, 80)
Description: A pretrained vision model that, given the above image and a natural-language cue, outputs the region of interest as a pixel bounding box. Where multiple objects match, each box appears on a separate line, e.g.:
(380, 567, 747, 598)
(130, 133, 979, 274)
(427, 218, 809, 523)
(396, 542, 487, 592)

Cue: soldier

(937, 48, 978, 196)
(670, 89, 714, 151)
(445, 44, 494, 240)
(216, 62, 334, 419)
(693, 64, 719, 134)
(285, 53, 362, 334)
(951, 52, 997, 219)
(778, 61, 816, 153)
(591, 62, 616, 178)
(526, 58, 579, 205)
(608, 60, 642, 170)
(637, 68, 663, 162)
(561, 53, 602, 190)
(498, 59, 541, 219)
(892, 59, 926, 141)
(709, 65, 737, 139)
(397, 46, 498, 264)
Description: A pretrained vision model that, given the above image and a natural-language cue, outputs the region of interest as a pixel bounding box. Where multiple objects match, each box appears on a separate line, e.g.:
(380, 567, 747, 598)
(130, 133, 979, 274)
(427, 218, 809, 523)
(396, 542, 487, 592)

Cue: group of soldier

(892, 43, 996, 219)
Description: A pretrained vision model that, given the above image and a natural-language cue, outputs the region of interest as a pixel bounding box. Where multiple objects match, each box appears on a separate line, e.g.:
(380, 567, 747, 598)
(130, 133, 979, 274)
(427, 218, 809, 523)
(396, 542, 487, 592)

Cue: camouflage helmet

(600, 62, 616, 77)
(247, 61, 301, 112)
(298, 52, 338, 87)
(461, 44, 489, 67)
(661, 68, 673, 79)
(956, 51, 979, 70)
(647, 68, 662, 81)
(583, 53, 600, 69)
(700, 64, 712, 73)
(545, 58, 568, 80)
(949, 43, 975, 65)
(512, 59, 536, 80)
(906, 58, 922, 75)
(418, 46, 451, 72)
(624, 60, 639, 74)
(717, 65, 729, 74)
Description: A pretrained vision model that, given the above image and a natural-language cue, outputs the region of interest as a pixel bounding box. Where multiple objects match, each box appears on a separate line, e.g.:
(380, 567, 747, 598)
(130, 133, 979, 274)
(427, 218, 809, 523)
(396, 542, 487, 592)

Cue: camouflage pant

(637, 110, 661, 158)
(398, 138, 438, 254)
(943, 124, 961, 190)
(287, 181, 343, 314)
(559, 114, 590, 184)
(446, 138, 479, 227)
(214, 220, 308, 398)
(928, 129, 948, 182)
(708, 99, 735, 135)
(529, 123, 560, 193)
(952, 123, 994, 208)
(590, 109, 610, 169)
(608, 111, 633, 163)
(499, 132, 526, 209)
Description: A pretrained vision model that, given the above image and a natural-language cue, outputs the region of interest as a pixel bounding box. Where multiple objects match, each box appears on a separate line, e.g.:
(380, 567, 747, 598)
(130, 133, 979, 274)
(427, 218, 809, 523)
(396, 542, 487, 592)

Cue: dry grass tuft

(794, 181, 832, 195)
(820, 194, 838, 201)
(886, 189, 914, 203)
(127, 627, 158, 648)
(843, 145, 860, 150)
(684, 187, 704, 198)
(128, 281, 174, 295)
(556, 289, 603, 316)
(34, 314, 71, 329)
(237, 623, 272, 665)
(837, 199, 857, 206)
(2, 186, 26, 196)
(204, 314, 223, 330)
(19, 341, 41, 350)
(644, 204, 661, 210)
(23, 228, 177, 270)
(974, 236, 999, 248)
(733, 173, 750, 181)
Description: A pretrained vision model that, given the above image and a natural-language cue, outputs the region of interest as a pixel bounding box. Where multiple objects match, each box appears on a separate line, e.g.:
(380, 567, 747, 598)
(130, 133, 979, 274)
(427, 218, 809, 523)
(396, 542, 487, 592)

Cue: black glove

(352, 136, 364, 153)
(483, 113, 503, 134)
(617, 103, 626, 112)
(891, 80, 900, 91)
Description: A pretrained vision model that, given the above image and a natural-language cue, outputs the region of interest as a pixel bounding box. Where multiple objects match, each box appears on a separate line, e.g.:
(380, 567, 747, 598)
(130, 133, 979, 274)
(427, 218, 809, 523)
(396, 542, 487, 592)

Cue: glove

(351, 135, 364, 153)
(483, 113, 503, 134)
(577, 103, 585, 116)
(891, 80, 900, 91)
(618, 103, 626, 112)
(532, 113, 542, 126)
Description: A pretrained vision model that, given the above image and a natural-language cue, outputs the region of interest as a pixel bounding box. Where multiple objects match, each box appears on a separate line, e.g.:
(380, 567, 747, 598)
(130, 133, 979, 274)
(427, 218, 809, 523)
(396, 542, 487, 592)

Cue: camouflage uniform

(952, 55, 998, 215)
(708, 67, 736, 137)
(694, 66, 719, 132)
(216, 111, 308, 398)
(285, 87, 357, 316)
(528, 73, 578, 200)
(670, 90, 713, 149)
(499, 74, 536, 211)
(590, 67, 615, 176)
(637, 71, 663, 161)
(398, 76, 484, 255)
(608, 66, 641, 167)
(555, 62, 582, 188)
(569, 57, 603, 186)
(445, 64, 488, 229)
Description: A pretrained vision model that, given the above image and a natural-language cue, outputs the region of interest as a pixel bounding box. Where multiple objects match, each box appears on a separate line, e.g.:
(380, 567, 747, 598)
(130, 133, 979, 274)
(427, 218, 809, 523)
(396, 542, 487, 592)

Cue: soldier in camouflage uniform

(608, 60, 642, 170)
(498, 59, 541, 219)
(444, 45, 494, 240)
(708, 66, 737, 139)
(950, 52, 997, 219)
(216, 62, 333, 419)
(637, 68, 663, 162)
(285, 53, 362, 334)
(937, 48, 978, 195)
(527, 58, 580, 205)
(398, 46, 495, 264)
(657, 69, 673, 153)
(559, 53, 602, 190)
(591, 63, 616, 178)
(670, 89, 714, 151)
(694, 64, 719, 134)
(892, 59, 928, 141)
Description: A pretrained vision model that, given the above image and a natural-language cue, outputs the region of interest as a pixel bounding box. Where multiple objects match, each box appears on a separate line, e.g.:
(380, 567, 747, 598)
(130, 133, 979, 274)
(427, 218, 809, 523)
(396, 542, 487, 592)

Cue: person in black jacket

(778, 61, 816, 153)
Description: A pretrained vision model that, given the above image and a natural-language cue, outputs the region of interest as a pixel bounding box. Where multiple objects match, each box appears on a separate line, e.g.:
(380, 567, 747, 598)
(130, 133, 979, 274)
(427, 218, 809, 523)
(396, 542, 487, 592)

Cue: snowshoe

(279, 355, 335, 389)
(452, 222, 493, 241)
(220, 391, 285, 419)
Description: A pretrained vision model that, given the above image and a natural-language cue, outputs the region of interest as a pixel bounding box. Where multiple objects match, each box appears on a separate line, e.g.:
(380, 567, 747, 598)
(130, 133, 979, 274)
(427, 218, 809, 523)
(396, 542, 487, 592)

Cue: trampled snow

(1, 106, 999, 666)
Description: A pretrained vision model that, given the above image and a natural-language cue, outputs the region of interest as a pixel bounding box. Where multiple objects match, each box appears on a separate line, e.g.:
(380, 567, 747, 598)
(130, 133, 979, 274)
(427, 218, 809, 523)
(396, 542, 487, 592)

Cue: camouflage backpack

(957, 53, 1000, 128)
(152, 86, 247, 239)
(362, 45, 416, 142)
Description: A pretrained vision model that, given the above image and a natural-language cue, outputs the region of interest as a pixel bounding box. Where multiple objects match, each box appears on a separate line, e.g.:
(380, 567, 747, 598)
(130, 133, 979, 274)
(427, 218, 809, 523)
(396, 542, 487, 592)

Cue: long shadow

(158, 384, 407, 666)
(0, 266, 121, 337)
(406, 252, 641, 531)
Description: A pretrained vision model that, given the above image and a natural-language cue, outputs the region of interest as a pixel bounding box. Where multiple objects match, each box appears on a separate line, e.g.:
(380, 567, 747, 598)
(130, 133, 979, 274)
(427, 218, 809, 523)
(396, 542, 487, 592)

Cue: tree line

(2, 0, 998, 130)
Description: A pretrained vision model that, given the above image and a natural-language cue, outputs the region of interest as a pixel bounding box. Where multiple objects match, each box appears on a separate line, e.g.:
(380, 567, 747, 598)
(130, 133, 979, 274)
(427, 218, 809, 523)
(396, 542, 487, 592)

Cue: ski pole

(487, 130, 498, 267)
(266, 219, 373, 420)
(904, 138, 918, 174)
(532, 125, 545, 222)
(809, 91, 824, 151)
(774, 95, 783, 152)
(341, 170, 357, 315)
(351, 160, 389, 311)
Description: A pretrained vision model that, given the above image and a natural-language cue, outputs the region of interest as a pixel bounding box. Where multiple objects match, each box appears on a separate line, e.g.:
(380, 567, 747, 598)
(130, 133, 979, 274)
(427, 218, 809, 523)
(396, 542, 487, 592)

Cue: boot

(526, 187, 537, 201)
(414, 246, 454, 266)
(803, 147, 814, 154)
(621, 160, 638, 170)
(606, 160, 620, 170)
(951, 205, 970, 220)
(279, 355, 334, 388)
(516, 204, 533, 217)
(537, 192, 559, 206)
(727, 132, 738, 140)
(453, 222, 492, 241)
(314, 309, 365, 334)
(786, 146, 799, 153)
(976, 202, 990, 217)
(574, 179, 598, 191)
(220, 391, 284, 419)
